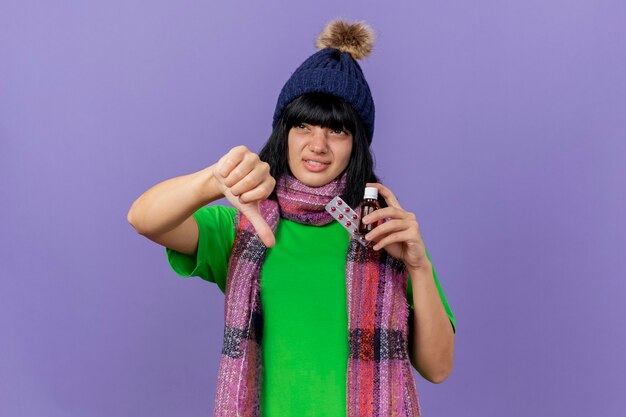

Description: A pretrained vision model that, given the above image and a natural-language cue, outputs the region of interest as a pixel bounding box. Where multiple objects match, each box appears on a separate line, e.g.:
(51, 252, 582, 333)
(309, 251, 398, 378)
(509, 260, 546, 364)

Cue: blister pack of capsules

(325, 196, 369, 247)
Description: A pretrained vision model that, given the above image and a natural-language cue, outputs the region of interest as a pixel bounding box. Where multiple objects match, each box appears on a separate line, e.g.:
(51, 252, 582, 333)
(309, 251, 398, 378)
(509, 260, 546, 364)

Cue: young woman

(128, 20, 455, 417)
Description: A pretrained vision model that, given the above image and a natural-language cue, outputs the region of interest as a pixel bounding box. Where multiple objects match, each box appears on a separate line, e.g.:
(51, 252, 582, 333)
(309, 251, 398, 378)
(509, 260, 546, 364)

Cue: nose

(308, 126, 329, 153)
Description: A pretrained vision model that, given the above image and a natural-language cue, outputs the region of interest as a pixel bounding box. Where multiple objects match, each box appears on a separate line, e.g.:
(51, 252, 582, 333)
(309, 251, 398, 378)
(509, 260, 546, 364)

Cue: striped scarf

(213, 174, 421, 417)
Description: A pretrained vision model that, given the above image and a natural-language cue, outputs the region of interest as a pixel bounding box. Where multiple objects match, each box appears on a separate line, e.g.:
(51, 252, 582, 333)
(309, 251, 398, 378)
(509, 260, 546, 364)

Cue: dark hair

(259, 92, 384, 208)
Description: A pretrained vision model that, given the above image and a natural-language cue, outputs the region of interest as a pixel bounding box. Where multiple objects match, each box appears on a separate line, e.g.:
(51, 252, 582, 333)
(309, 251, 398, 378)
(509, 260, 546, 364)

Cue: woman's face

(287, 123, 353, 187)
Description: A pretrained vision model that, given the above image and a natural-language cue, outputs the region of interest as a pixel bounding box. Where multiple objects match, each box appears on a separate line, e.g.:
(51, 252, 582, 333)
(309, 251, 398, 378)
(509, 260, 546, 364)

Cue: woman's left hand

(362, 183, 431, 272)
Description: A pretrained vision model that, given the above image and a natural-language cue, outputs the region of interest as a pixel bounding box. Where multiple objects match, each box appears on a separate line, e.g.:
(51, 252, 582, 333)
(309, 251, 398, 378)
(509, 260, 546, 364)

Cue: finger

(238, 178, 275, 204)
(222, 155, 259, 188)
(362, 206, 410, 224)
(366, 182, 402, 209)
(372, 230, 415, 251)
(229, 163, 268, 197)
(365, 219, 410, 242)
(217, 146, 248, 178)
(241, 204, 276, 248)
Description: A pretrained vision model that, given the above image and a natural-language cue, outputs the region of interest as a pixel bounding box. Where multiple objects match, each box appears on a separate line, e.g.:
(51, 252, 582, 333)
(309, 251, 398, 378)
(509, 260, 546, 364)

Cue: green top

(166, 205, 456, 416)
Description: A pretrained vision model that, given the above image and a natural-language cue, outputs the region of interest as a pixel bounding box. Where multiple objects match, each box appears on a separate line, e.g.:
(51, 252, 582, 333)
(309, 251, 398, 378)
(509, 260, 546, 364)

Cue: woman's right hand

(212, 145, 276, 247)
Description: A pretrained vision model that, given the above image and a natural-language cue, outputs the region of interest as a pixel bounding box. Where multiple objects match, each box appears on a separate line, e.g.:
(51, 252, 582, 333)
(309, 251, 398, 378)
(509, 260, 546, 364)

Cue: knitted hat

(272, 20, 376, 142)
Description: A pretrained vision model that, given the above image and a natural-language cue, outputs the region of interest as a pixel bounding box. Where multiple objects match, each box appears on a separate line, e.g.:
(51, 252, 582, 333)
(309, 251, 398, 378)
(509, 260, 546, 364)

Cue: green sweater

(167, 205, 456, 416)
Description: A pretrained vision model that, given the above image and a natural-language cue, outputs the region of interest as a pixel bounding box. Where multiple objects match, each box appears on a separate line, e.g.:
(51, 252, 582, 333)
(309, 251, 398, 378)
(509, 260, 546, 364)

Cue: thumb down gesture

(213, 146, 276, 247)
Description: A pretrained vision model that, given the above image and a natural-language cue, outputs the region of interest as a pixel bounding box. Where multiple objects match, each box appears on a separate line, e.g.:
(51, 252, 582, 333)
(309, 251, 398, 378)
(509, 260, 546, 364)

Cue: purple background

(1, 1, 625, 416)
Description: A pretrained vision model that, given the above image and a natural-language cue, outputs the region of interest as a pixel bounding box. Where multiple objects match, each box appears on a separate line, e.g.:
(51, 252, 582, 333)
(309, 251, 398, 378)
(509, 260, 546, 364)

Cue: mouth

(303, 159, 331, 172)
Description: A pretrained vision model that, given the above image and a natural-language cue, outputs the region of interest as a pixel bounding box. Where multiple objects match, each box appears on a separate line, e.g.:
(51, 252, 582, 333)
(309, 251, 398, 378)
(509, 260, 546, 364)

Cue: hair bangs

(283, 93, 356, 134)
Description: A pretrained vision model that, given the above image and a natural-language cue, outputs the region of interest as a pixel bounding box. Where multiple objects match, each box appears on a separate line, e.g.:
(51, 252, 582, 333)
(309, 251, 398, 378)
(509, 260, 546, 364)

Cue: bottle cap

(363, 187, 378, 200)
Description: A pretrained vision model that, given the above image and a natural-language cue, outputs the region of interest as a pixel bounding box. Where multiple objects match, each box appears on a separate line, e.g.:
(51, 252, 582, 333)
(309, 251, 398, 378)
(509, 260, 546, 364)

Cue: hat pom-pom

(315, 20, 375, 60)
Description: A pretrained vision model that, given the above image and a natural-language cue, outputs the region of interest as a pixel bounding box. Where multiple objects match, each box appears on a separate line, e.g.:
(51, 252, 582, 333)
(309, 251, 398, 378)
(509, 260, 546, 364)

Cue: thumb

(240, 202, 276, 248)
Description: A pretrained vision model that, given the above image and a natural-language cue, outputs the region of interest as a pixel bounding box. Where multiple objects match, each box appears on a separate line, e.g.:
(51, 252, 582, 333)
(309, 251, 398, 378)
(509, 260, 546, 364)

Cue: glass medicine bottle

(358, 187, 380, 234)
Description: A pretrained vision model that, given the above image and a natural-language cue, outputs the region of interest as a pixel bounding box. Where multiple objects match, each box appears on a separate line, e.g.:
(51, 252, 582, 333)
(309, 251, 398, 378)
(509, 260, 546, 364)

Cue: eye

(295, 123, 308, 130)
(331, 128, 348, 135)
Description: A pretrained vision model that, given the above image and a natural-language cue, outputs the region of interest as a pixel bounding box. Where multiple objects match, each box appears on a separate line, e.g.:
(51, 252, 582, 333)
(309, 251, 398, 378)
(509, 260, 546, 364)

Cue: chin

(301, 177, 332, 187)
(293, 172, 336, 187)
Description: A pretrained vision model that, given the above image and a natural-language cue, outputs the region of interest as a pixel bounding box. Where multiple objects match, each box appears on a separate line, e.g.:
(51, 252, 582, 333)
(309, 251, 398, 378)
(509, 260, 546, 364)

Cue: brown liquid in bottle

(358, 187, 380, 234)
